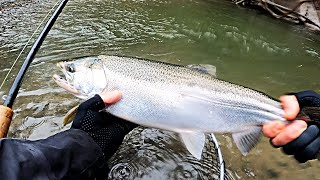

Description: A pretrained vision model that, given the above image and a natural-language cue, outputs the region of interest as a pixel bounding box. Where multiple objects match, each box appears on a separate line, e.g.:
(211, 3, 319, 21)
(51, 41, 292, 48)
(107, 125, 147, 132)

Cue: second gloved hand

(279, 90, 320, 163)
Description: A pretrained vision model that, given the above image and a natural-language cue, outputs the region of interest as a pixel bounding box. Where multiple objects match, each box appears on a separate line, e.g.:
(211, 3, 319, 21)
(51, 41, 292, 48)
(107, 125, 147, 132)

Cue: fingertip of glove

(292, 132, 320, 163)
(306, 125, 320, 136)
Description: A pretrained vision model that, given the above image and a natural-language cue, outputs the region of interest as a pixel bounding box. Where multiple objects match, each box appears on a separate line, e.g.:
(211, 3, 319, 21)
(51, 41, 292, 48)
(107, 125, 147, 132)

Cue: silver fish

(108, 126, 235, 180)
(53, 55, 285, 159)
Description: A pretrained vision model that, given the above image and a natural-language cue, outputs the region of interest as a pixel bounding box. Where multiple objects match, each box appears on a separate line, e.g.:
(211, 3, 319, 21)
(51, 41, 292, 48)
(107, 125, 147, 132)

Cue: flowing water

(1, 0, 320, 179)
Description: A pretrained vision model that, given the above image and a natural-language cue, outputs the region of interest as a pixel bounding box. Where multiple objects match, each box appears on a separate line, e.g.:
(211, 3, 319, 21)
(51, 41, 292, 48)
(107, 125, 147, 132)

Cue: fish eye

(66, 64, 75, 73)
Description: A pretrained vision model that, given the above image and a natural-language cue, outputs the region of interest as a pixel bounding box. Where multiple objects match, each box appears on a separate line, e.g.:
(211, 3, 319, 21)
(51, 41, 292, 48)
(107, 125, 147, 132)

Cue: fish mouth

(53, 62, 80, 95)
(53, 74, 80, 95)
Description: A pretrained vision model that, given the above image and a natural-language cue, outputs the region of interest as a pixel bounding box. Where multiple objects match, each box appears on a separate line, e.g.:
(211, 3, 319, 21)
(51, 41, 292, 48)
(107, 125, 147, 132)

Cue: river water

(1, 0, 320, 179)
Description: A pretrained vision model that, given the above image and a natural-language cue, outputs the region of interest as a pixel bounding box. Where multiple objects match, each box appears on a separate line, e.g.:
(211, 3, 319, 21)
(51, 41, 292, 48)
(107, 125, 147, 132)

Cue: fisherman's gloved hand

(71, 91, 137, 160)
(279, 90, 320, 163)
(269, 90, 320, 163)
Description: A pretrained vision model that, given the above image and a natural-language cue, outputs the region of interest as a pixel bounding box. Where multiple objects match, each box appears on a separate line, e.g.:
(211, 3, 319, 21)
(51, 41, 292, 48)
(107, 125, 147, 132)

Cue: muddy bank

(235, 0, 320, 31)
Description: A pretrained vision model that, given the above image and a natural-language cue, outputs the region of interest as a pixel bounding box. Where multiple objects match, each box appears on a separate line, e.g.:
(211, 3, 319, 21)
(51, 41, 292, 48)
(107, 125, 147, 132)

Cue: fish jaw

(54, 61, 91, 99)
(53, 74, 81, 96)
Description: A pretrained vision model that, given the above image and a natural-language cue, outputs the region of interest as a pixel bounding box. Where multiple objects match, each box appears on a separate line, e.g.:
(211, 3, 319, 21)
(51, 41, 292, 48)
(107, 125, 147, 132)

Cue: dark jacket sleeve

(0, 129, 108, 180)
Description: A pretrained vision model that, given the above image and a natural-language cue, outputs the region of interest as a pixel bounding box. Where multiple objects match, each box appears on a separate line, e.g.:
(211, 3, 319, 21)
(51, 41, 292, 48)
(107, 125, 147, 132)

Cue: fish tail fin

(232, 126, 262, 155)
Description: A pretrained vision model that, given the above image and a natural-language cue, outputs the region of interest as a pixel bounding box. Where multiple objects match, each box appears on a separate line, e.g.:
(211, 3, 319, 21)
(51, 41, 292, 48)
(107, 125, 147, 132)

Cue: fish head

(53, 56, 108, 99)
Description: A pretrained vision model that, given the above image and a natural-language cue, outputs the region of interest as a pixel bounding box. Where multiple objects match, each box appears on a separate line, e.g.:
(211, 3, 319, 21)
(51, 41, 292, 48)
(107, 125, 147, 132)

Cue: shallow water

(1, 0, 320, 179)
(108, 127, 235, 179)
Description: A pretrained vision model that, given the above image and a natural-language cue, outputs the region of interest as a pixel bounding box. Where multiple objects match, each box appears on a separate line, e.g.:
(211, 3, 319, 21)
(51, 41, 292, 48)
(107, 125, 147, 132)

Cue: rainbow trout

(53, 55, 313, 159)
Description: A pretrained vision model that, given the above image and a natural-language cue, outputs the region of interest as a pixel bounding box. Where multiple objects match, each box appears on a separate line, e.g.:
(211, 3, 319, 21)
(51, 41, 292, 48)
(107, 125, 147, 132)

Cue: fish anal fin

(232, 126, 262, 155)
(179, 131, 205, 160)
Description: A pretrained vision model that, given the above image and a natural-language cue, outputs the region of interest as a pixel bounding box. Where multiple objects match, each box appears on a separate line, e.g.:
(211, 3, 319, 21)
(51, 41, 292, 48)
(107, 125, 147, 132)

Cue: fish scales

(99, 55, 284, 131)
(101, 55, 280, 112)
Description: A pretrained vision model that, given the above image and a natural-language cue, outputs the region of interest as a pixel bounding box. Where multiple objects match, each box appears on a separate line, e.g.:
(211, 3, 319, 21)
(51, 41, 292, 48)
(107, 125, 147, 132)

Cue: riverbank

(235, 0, 320, 31)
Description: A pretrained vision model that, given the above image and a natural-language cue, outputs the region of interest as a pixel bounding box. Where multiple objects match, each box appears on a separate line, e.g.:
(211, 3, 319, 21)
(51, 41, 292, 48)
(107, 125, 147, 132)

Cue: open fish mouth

(53, 74, 80, 95)
(53, 62, 80, 95)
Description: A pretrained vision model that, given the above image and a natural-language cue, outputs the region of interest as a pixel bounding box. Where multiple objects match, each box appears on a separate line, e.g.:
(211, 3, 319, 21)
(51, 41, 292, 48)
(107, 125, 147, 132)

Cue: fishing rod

(0, 0, 69, 138)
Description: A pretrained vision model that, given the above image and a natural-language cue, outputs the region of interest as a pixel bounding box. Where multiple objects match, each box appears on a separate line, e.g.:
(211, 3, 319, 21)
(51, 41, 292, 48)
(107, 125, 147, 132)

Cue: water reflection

(108, 127, 235, 180)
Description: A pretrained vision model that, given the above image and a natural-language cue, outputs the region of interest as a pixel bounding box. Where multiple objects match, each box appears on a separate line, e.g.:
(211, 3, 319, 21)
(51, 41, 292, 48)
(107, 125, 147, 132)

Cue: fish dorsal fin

(232, 126, 262, 155)
(186, 64, 217, 77)
(179, 131, 205, 160)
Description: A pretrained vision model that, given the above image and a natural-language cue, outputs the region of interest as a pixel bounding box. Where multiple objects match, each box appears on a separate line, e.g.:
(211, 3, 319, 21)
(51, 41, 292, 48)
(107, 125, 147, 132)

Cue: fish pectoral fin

(63, 104, 80, 126)
(232, 126, 262, 155)
(186, 64, 217, 77)
(179, 131, 206, 160)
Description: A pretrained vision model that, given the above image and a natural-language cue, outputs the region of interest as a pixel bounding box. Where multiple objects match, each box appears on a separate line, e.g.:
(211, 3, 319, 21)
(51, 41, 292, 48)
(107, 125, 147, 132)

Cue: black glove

(276, 90, 320, 163)
(71, 94, 137, 160)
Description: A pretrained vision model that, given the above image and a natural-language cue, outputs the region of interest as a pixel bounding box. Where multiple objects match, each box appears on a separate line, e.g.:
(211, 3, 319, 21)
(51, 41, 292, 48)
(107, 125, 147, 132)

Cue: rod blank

(3, 0, 69, 108)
